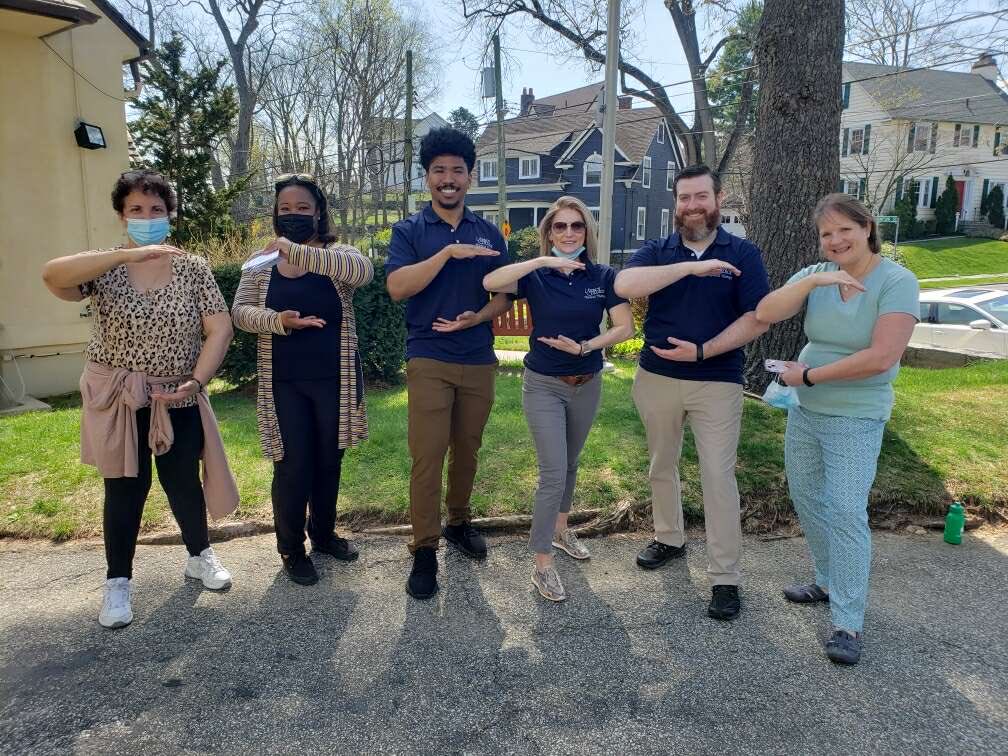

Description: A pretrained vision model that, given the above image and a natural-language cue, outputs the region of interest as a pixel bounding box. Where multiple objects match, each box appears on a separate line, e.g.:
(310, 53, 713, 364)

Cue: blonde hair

(812, 193, 881, 255)
(537, 196, 598, 263)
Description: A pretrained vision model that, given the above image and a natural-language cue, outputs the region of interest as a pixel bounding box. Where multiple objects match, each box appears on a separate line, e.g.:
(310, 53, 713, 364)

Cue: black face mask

(275, 213, 317, 243)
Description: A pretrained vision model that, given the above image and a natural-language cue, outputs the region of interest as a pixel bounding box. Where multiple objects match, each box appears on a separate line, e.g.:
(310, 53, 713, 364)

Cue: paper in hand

(241, 250, 280, 272)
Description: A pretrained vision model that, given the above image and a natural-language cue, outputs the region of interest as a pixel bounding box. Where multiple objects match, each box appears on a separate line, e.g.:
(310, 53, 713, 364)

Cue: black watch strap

(802, 367, 815, 387)
(696, 342, 704, 362)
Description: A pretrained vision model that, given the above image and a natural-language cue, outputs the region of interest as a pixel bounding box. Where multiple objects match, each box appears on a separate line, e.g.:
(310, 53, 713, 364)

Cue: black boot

(442, 522, 488, 559)
(282, 553, 319, 586)
(406, 547, 439, 600)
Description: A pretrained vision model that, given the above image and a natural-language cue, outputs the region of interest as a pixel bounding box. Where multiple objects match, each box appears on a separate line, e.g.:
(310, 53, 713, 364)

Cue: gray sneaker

(531, 566, 566, 602)
(552, 529, 590, 560)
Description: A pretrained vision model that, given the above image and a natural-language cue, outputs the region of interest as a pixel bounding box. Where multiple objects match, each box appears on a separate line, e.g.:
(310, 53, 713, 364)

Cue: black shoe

(825, 629, 862, 665)
(708, 585, 741, 621)
(311, 535, 359, 562)
(635, 539, 685, 570)
(406, 547, 439, 600)
(442, 521, 488, 560)
(281, 553, 319, 586)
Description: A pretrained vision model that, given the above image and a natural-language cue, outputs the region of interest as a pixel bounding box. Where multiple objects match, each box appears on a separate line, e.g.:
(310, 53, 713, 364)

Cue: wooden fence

(493, 299, 533, 336)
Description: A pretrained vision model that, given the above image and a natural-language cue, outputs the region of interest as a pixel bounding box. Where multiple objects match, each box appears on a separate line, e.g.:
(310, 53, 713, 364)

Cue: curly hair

(111, 170, 177, 214)
(273, 174, 336, 244)
(419, 127, 476, 173)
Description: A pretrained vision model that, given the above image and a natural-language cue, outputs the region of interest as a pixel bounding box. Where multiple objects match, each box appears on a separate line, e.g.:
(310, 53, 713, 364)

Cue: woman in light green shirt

(756, 193, 919, 666)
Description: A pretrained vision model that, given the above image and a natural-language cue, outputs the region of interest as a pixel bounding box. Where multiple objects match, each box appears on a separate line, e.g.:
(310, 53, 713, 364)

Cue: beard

(675, 206, 720, 241)
(432, 185, 464, 210)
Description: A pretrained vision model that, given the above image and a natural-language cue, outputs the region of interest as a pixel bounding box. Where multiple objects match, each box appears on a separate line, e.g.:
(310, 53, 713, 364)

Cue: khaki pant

(406, 357, 496, 552)
(631, 367, 743, 585)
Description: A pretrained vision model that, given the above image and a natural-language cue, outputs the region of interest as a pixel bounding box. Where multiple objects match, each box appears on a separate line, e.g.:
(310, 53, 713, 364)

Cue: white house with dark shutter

(839, 53, 1008, 226)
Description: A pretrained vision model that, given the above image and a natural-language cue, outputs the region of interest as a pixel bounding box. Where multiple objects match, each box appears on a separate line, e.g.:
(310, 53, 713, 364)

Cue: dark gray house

(468, 84, 685, 255)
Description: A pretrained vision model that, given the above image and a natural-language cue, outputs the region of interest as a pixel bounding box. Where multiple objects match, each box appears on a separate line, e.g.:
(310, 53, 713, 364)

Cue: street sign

(876, 215, 899, 223)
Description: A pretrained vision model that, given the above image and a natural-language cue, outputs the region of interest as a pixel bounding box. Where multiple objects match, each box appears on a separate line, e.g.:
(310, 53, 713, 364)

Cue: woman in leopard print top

(42, 170, 236, 630)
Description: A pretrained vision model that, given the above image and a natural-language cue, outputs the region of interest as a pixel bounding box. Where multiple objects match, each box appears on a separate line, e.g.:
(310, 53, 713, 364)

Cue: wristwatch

(802, 367, 815, 387)
(579, 340, 592, 356)
(696, 342, 705, 362)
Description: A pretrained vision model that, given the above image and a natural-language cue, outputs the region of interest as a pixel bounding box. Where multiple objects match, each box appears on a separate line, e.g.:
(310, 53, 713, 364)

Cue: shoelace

(106, 583, 130, 609)
(204, 553, 225, 572)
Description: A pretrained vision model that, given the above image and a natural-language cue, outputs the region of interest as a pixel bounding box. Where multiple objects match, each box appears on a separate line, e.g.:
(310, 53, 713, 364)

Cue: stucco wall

(0, 6, 138, 398)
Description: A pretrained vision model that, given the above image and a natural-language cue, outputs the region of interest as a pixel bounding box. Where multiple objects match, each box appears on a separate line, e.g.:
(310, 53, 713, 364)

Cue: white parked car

(912, 287, 1008, 358)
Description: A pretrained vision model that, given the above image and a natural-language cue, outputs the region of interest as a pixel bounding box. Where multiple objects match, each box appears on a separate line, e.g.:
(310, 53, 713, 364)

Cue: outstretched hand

(280, 310, 326, 330)
(537, 334, 582, 355)
(432, 311, 481, 333)
(150, 379, 201, 404)
(650, 337, 698, 362)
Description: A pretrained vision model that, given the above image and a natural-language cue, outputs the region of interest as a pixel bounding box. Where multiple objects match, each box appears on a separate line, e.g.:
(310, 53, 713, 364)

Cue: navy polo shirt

(386, 204, 511, 364)
(517, 259, 626, 376)
(624, 227, 770, 384)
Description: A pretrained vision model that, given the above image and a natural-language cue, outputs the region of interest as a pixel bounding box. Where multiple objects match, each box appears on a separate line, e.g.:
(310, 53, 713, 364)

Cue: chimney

(520, 87, 535, 116)
(971, 52, 1000, 82)
(618, 95, 633, 110)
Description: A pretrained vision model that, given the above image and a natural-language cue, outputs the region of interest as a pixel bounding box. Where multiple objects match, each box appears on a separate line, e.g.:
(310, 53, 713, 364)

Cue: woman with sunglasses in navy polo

(484, 196, 634, 602)
(232, 174, 373, 586)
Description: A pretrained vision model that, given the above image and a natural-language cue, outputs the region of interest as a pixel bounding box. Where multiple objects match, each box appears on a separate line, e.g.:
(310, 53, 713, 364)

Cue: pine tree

(987, 185, 1005, 229)
(707, 2, 762, 133)
(933, 176, 959, 235)
(131, 36, 246, 242)
(448, 107, 480, 141)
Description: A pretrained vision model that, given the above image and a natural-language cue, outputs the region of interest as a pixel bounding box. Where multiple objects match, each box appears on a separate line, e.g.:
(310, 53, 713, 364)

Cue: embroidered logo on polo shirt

(476, 236, 494, 248)
(584, 286, 605, 300)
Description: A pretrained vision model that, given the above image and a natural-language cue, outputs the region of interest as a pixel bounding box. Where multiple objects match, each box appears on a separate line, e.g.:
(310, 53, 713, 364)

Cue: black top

(265, 268, 343, 381)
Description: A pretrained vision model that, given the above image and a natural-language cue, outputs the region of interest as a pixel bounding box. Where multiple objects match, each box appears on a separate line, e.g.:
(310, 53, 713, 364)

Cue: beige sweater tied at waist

(79, 361, 239, 521)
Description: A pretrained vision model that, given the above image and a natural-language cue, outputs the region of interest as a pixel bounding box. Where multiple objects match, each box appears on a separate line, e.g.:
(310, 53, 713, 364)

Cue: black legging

(103, 405, 210, 579)
(272, 378, 345, 556)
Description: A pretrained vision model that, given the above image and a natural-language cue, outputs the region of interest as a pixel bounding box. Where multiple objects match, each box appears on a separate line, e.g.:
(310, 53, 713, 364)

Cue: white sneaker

(99, 577, 133, 629)
(185, 547, 232, 590)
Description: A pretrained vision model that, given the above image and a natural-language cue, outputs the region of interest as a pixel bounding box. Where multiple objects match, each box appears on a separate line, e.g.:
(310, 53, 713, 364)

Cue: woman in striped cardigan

(232, 174, 373, 586)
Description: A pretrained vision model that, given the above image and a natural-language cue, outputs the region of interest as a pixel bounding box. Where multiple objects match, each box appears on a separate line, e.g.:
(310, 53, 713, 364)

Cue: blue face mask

(551, 245, 585, 261)
(126, 217, 171, 246)
(762, 379, 801, 410)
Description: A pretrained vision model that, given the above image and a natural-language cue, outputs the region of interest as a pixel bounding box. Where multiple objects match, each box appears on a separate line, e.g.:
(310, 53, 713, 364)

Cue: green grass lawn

(919, 273, 1008, 290)
(2, 360, 1006, 540)
(494, 336, 531, 351)
(893, 237, 1008, 279)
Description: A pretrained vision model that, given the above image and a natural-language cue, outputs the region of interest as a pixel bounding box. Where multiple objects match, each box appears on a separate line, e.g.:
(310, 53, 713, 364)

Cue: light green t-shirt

(787, 257, 919, 421)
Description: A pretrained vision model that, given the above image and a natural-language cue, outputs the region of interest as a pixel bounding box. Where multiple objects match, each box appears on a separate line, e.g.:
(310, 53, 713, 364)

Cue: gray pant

(522, 368, 603, 554)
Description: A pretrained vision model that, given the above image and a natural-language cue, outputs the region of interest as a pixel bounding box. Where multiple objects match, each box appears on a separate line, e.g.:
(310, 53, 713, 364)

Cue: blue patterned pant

(784, 405, 886, 632)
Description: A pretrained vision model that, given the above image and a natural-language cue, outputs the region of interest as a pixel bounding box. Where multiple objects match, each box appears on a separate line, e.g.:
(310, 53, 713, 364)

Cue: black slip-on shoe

(783, 583, 829, 604)
(311, 535, 360, 562)
(708, 584, 741, 621)
(281, 553, 319, 586)
(825, 630, 863, 665)
(406, 547, 439, 600)
(442, 522, 488, 560)
(635, 539, 685, 570)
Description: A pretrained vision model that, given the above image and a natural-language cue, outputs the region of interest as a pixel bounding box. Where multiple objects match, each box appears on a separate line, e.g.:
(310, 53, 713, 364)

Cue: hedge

(211, 261, 406, 386)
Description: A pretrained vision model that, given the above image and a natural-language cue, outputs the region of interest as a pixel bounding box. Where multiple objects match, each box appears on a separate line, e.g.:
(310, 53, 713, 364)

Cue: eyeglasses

(551, 221, 586, 233)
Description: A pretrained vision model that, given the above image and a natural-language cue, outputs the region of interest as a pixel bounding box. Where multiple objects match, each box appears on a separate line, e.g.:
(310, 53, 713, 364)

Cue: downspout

(124, 59, 144, 99)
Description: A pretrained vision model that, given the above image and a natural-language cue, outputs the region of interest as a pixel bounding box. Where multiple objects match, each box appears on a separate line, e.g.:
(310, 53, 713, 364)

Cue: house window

(479, 159, 497, 181)
(660, 208, 670, 237)
(588, 207, 600, 223)
(917, 178, 933, 208)
(953, 124, 963, 147)
(666, 161, 675, 191)
(519, 156, 540, 179)
(484, 211, 498, 225)
(636, 207, 646, 240)
(583, 153, 602, 186)
(908, 122, 932, 152)
(850, 128, 864, 155)
(657, 125, 665, 144)
(642, 156, 652, 188)
(841, 178, 864, 200)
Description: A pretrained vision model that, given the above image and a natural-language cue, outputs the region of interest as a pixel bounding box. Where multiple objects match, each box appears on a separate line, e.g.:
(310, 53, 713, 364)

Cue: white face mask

(551, 245, 585, 261)
(762, 379, 801, 410)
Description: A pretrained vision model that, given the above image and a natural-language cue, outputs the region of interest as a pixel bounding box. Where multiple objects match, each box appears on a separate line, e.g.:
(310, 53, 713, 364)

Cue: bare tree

(460, 0, 757, 172)
(845, 1, 1007, 68)
(744, 0, 845, 389)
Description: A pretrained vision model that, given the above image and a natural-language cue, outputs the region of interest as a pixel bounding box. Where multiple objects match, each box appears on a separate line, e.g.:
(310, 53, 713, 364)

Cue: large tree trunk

(744, 0, 845, 390)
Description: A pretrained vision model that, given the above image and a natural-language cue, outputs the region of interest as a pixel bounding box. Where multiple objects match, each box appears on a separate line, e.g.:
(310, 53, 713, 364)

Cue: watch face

(86, 125, 105, 146)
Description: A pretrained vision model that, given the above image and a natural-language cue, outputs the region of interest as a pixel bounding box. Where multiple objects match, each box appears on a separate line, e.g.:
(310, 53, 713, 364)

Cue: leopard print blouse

(80, 252, 228, 408)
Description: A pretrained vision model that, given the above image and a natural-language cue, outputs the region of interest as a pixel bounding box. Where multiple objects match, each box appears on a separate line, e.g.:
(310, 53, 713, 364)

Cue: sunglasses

(274, 172, 317, 191)
(551, 221, 586, 233)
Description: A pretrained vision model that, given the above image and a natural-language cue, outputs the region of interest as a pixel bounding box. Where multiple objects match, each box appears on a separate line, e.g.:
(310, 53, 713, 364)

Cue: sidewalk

(1, 530, 1005, 754)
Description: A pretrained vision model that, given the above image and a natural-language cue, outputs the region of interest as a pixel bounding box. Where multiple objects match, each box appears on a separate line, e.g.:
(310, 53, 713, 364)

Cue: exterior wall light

(74, 121, 106, 149)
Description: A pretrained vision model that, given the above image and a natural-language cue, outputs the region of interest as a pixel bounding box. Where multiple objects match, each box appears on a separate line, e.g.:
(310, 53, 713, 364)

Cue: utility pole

(596, 0, 620, 267)
(493, 33, 507, 226)
(402, 50, 413, 221)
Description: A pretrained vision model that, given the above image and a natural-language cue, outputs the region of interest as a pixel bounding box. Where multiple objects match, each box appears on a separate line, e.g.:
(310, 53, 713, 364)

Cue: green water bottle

(943, 502, 965, 545)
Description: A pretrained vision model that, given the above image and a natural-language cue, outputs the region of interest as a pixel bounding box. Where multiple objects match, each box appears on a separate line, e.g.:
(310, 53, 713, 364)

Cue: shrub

(370, 228, 393, 259)
(892, 184, 918, 242)
(354, 264, 406, 383)
(934, 176, 959, 235)
(986, 185, 1005, 229)
(507, 226, 540, 260)
(630, 297, 648, 336)
(212, 263, 258, 385)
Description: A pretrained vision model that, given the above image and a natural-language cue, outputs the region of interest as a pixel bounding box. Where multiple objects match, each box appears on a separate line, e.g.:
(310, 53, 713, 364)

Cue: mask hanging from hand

(275, 213, 317, 244)
(762, 379, 801, 410)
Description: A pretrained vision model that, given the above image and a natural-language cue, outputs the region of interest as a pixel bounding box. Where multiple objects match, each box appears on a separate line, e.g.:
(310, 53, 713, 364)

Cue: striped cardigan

(231, 242, 374, 461)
